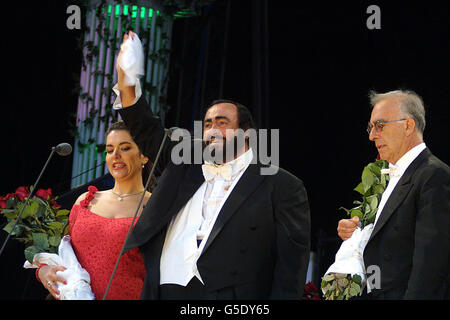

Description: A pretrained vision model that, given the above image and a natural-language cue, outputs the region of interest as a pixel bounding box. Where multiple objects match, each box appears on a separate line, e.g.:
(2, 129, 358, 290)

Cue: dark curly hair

(106, 121, 155, 191)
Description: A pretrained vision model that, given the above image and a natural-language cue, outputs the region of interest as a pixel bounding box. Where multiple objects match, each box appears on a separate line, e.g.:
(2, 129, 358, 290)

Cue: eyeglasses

(366, 119, 407, 135)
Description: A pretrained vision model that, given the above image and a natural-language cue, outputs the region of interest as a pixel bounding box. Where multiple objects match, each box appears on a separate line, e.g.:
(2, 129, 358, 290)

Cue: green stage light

(106, 5, 156, 19)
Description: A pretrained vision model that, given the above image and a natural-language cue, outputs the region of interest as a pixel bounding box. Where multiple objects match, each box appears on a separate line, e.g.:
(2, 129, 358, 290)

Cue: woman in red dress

(36, 121, 152, 300)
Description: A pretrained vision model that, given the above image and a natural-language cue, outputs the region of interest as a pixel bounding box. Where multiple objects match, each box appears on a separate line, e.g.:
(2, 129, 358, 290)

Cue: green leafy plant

(321, 160, 389, 300)
(0, 186, 70, 263)
(339, 159, 390, 228)
(321, 273, 362, 300)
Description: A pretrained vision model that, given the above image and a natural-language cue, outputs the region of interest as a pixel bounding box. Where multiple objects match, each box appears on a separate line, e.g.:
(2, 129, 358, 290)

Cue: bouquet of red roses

(0, 186, 70, 263)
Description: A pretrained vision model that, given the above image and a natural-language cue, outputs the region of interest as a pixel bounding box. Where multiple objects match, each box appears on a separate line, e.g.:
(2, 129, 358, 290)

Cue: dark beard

(204, 135, 246, 164)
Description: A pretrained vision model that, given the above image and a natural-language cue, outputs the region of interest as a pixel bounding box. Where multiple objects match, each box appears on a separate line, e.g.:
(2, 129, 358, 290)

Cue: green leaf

(48, 234, 61, 247)
(20, 201, 39, 219)
(1, 209, 18, 219)
(349, 286, 359, 296)
(364, 210, 377, 226)
(367, 195, 379, 211)
(56, 209, 70, 217)
(339, 207, 351, 216)
(361, 167, 375, 193)
(322, 274, 335, 282)
(32, 233, 49, 250)
(47, 221, 63, 233)
(352, 274, 362, 285)
(367, 162, 381, 176)
(63, 223, 70, 236)
(372, 184, 385, 195)
(35, 204, 46, 219)
(24, 245, 42, 264)
(349, 282, 361, 296)
(350, 208, 363, 220)
(6, 198, 17, 208)
(321, 284, 331, 294)
(354, 182, 364, 195)
(3, 220, 19, 235)
(337, 277, 349, 288)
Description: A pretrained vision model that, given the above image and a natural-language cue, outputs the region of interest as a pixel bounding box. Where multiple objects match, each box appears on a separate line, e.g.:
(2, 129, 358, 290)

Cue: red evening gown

(69, 186, 146, 300)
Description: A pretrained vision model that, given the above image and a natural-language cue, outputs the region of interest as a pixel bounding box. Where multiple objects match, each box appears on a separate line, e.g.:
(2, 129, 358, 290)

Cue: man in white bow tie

(337, 89, 449, 299)
(113, 32, 311, 300)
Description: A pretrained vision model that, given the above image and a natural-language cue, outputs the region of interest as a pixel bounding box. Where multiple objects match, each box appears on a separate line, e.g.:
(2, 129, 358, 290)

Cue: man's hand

(116, 31, 136, 107)
(337, 216, 359, 240)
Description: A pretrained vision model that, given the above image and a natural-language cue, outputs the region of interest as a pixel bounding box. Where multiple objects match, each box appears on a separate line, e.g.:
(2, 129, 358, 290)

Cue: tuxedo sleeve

(118, 95, 175, 176)
(270, 172, 311, 299)
(405, 165, 450, 299)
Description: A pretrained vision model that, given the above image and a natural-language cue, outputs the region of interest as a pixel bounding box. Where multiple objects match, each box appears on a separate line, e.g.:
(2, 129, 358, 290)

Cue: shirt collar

(390, 142, 426, 175)
(205, 148, 253, 178)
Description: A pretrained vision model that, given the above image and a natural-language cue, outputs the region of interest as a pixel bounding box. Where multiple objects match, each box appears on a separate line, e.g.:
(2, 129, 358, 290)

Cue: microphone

(54, 143, 73, 156)
(0, 143, 73, 258)
(103, 129, 171, 299)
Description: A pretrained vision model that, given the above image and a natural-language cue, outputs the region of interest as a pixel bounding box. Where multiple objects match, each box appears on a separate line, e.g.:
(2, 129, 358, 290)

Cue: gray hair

(369, 89, 426, 135)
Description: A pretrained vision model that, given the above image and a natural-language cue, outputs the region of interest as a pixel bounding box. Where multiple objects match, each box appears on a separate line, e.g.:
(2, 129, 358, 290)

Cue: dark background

(1, 0, 449, 299)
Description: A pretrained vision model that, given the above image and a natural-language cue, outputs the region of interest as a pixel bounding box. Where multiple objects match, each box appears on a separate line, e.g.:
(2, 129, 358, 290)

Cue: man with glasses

(337, 89, 449, 299)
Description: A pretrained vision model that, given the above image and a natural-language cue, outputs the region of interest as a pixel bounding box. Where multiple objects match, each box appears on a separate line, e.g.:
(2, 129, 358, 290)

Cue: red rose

(36, 188, 53, 201)
(4, 193, 16, 200)
(0, 199, 6, 209)
(304, 281, 318, 294)
(15, 186, 30, 201)
(80, 186, 98, 208)
(50, 200, 61, 210)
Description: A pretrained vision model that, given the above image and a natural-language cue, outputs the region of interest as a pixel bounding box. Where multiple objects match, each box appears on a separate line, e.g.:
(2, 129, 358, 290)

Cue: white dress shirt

(160, 148, 254, 286)
(373, 143, 426, 226)
(112, 81, 254, 286)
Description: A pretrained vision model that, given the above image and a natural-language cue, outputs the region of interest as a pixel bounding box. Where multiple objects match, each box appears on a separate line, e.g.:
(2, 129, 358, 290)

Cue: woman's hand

(38, 264, 67, 299)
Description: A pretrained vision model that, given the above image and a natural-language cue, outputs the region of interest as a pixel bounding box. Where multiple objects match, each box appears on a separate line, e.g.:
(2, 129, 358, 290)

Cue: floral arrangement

(0, 186, 70, 263)
(302, 281, 321, 300)
(321, 160, 389, 300)
(339, 160, 390, 228)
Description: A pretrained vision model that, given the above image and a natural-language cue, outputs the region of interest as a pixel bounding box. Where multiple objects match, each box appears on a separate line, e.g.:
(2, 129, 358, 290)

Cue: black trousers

(160, 277, 236, 300)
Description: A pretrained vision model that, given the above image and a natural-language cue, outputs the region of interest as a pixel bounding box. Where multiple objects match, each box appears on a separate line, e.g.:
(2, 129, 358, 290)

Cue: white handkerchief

(117, 32, 144, 86)
(24, 235, 95, 300)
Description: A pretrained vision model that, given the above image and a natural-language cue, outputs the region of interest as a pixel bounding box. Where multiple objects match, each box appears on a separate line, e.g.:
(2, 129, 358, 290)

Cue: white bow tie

(202, 163, 232, 182)
(381, 164, 400, 177)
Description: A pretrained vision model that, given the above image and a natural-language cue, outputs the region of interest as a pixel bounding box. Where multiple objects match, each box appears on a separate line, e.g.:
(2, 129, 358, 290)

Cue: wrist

(119, 87, 137, 107)
(35, 263, 48, 282)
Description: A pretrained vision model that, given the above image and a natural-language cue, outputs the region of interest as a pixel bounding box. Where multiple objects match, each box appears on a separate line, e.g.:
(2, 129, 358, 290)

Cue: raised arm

(115, 31, 174, 175)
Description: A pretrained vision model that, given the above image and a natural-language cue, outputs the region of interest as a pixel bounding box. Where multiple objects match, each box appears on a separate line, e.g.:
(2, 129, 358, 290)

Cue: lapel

(128, 163, 205, 250)
(202, 163, 267, 253)
(368, 148, 430, 242)
(155, 163, 205, 235)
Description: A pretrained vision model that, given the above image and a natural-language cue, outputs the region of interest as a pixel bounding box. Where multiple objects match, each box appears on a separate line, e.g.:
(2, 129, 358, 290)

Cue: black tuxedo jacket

(119, 96, 311, 299)
(363, 148, 450, 299)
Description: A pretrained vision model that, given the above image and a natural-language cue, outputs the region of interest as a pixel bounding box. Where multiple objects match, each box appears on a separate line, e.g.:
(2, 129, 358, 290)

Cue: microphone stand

(0, 147, 58, 259)
(102, 128, 170, 300)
